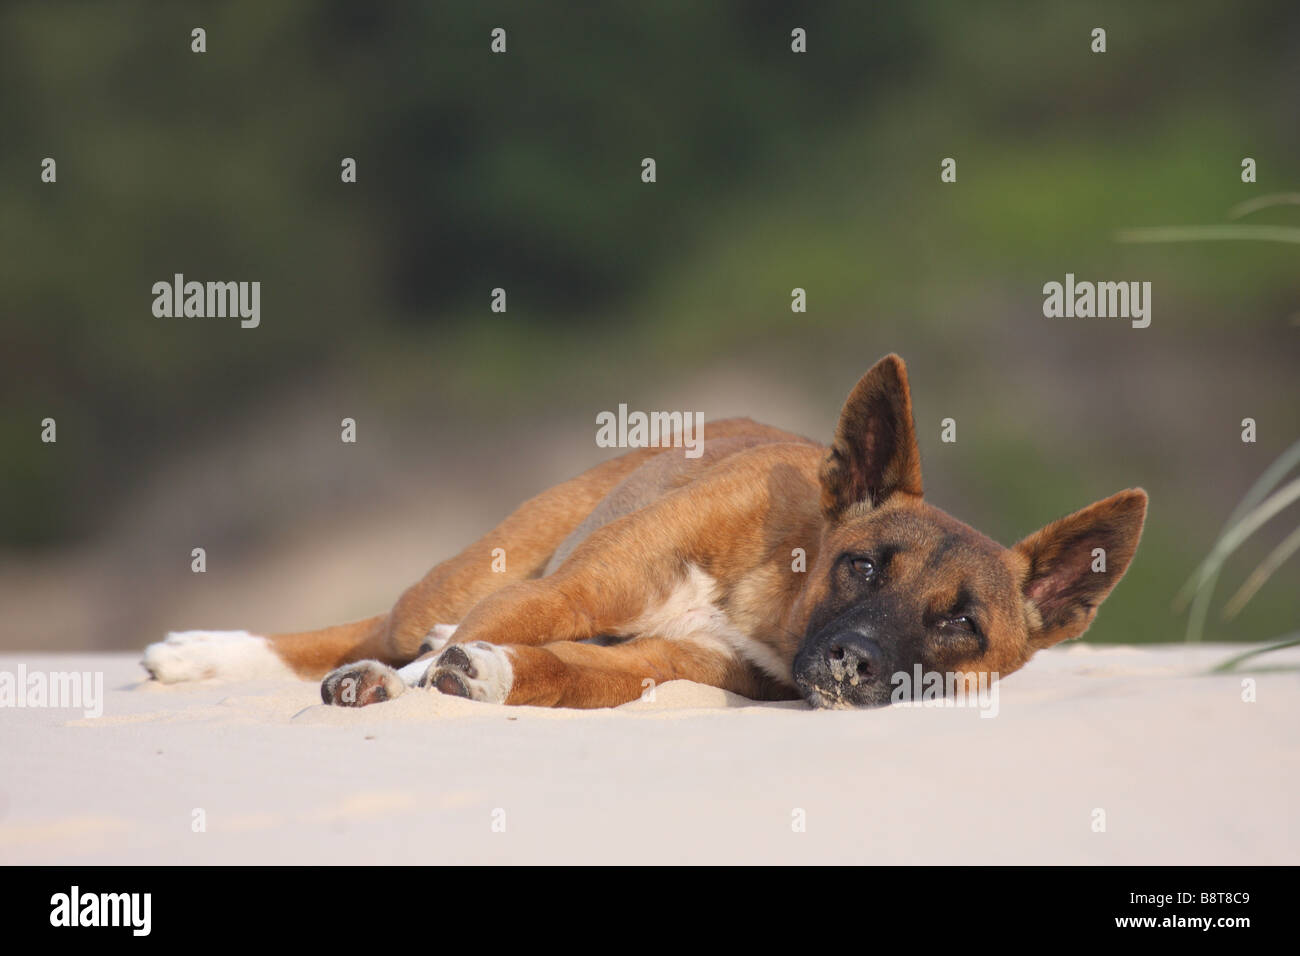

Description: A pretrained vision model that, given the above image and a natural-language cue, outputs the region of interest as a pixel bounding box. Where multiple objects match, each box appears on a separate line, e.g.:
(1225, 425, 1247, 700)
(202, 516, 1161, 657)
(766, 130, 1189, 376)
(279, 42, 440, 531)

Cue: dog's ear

(819, 354, 923, 521)
(1013, 489, 1147, 649)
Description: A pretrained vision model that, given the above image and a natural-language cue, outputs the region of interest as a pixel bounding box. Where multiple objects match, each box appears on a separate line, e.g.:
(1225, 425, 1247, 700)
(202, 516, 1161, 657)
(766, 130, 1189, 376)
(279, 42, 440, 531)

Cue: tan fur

(241, 355, 1146, 708)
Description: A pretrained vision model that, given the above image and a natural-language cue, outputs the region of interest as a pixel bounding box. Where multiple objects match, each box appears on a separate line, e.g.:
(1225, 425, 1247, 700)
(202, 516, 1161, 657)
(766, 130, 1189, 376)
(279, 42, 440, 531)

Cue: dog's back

(544, 418, 816, 574)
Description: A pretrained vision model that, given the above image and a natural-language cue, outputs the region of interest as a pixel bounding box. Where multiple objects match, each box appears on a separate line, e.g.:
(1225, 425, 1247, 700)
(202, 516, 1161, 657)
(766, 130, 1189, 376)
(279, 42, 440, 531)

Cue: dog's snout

(826, 632, 883, 684)
(793, 627, 897, 708)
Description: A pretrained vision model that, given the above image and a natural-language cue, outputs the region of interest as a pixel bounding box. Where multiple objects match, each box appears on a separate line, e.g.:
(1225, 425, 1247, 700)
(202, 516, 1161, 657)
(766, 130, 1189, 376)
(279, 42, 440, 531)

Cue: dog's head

(791, 354, 1147, 709)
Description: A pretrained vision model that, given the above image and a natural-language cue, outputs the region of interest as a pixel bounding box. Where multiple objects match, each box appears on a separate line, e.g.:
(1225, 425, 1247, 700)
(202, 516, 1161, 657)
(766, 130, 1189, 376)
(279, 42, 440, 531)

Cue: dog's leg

(377, 422, 805, 662)
(319, 638, 739, 708)
(150, 427, 796, 688)
(416, 638, 789, 708)
(358, 448, 684, 665)
(323, 637, 794, 709)
(434, 454, 783, 654)
(143, 617, 390, 684)
(319, 648, 441, 706)
(318, 450, 816, 706)
(144, 450, 662, 683)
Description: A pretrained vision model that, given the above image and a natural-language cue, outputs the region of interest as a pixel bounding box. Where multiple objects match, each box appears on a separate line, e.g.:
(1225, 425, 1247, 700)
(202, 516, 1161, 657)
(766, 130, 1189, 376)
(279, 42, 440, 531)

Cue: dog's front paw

(417, 623, 458, 656)
(418, 643, 513, 704)
(321, 660, 406, 707)
(142, 630, 294, 683)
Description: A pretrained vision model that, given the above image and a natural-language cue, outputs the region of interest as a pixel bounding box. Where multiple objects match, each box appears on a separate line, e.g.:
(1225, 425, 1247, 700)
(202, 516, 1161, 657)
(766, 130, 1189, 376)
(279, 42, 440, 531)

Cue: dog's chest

(630, 564, 790, 682)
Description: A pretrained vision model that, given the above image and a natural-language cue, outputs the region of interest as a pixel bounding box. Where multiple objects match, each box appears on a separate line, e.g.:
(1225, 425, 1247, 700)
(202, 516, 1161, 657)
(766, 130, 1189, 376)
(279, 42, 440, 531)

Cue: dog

(142, 354, 1147, 710)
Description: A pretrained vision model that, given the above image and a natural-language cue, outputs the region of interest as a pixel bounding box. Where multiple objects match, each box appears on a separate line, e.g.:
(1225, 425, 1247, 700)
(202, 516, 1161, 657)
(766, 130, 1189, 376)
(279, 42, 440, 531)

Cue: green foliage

(1, 1, 1295, 647)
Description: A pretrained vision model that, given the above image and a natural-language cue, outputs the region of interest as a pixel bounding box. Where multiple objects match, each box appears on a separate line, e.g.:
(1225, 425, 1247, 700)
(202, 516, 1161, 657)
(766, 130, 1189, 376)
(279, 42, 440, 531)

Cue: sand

(1, 643, 1296, 865)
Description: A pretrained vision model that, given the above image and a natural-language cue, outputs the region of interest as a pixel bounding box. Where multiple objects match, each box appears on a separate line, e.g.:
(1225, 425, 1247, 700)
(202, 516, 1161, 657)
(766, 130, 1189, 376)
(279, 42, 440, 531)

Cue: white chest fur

(629, 564, 791, 683)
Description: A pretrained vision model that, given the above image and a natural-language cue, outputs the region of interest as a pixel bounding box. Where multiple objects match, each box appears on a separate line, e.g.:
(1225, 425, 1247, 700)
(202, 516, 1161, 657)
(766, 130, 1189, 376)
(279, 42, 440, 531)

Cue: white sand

(1, 643, 1296, 865)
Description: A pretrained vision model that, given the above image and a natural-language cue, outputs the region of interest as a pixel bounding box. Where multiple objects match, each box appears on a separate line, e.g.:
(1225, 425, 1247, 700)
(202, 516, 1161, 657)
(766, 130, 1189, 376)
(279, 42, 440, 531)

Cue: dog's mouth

(802, 688, 854, 710)
(796, 679, 895, 711)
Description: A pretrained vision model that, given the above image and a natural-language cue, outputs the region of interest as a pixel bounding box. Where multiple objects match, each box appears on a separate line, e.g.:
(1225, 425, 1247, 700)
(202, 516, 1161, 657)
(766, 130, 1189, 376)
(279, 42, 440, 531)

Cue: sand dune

(1, 643, 1296, 864)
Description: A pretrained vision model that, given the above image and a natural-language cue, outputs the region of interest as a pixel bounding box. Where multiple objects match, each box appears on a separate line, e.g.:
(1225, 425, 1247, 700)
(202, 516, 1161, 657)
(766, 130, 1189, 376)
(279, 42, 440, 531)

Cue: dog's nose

(825, 632, 884, 686)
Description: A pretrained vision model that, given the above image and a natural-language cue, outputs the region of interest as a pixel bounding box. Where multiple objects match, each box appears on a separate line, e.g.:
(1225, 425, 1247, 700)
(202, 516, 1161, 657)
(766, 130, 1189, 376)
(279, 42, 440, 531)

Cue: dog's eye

(941, 616, 976, 633)
(849, 557, 876, 579)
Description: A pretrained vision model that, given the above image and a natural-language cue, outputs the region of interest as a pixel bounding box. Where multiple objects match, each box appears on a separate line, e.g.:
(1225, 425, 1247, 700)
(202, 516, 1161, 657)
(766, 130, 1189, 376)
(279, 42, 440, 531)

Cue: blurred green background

(1, 1, 1296, 651)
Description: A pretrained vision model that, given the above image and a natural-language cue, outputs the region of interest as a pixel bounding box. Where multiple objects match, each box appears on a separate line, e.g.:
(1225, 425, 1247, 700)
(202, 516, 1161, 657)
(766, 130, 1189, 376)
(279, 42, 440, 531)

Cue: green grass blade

(1116, 225, 1300, 244)
(1228, 193, 1300, 219)
(1174, 438, 1300, 611)
(1209, 634, 1300, 674)
(1180, 477, 1300, 642)
(1222, 523, 1300, 620)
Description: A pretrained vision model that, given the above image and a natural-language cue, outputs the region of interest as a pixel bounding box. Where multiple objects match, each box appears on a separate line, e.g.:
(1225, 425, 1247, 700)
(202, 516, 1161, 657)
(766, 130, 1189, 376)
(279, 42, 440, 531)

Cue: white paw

(321, 660, 405, 706)
(142, 630, 295, 683)
(396, 624, 459, 683)
(396, 656, 434, 685)
(417, 623, 458, 656)
(418, 642, 513, 704)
